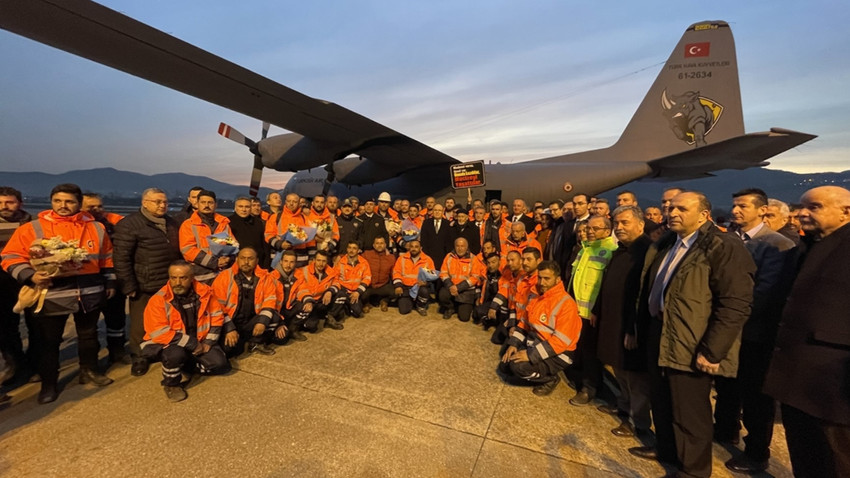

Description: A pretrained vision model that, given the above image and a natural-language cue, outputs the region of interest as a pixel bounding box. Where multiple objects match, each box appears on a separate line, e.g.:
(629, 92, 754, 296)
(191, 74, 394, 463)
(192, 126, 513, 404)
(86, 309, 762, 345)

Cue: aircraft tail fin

(613, 21, 744, 158)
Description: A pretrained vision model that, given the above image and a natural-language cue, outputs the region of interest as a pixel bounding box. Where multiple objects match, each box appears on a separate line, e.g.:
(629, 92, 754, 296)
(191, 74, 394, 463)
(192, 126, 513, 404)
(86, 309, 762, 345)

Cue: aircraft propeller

(218, 122, 270, 197)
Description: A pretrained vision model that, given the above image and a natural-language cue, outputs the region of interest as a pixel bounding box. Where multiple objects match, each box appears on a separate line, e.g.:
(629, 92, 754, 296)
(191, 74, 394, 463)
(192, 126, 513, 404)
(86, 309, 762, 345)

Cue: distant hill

(0, 167, 275, 202)
(597, 168, 850, 212)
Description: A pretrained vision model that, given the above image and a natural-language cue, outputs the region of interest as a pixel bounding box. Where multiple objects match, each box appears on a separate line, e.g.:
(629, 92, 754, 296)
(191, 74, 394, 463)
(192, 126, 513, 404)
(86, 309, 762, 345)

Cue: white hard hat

(378, 192, 391, 202)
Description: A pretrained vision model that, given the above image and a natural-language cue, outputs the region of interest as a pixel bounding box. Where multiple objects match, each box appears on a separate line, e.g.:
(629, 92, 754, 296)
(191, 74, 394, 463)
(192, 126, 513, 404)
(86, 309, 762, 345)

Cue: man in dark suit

(553, 193, 590, 281)
(714, 188, 796, 473)
(508, 199, 536, 235)
(764, 185, 850, 478)
(419, 204, 453, 272)
(629, 191, 755, 478)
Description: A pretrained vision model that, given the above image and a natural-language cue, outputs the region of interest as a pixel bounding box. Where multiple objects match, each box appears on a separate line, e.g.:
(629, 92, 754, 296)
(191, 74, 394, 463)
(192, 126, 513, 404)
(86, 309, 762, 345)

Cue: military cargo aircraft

(0, 1, 816, 202)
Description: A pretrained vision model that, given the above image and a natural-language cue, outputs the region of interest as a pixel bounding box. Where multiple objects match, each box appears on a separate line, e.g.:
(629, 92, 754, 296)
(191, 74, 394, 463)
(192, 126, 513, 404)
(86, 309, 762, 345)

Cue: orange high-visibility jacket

(514, 270, 539, 322)
(212, 264, 279, 331)
(509, 281, 581, 368)
(142, 280, 224, 348)
(103, 212, 124, 226)
(504, 237, 543, 257)
(178, 211, 233, 280)
(440, 252, 486, 304)
(492, 266, 524, 311)
(304, 207, 340, 250)
(265, 207, 310, 253)
(392, 252, 435, 288)
(335, 255, 372, 293)
(268, 266, 297, 312)
(291, 263, 339, 306)
(1, 210, 114, 315)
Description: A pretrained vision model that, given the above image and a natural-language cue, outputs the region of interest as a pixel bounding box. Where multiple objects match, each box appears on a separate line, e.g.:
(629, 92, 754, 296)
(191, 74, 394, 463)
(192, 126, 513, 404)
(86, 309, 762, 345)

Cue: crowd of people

(1, 181, 848, 477)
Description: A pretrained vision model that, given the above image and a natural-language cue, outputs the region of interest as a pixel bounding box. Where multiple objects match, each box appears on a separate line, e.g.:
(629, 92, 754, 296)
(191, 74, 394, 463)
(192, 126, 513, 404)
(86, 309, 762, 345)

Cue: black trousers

(102, 291, 127, 352)
(361, 284, 395, 306)
(567, 317, 601, 397)
(146, 343, 230, 387)
(127, 292, 153, 357)
(223, 316, 268, 357)
(489, 309, 514, 345)
(397, 284, 431, 315)
(32, 309, 101, 388)
(647, 318, 713, 478)
(436, 288, 474, 321)
(0, 271, 28, 368)
(782, 403, 850, 478)
(714, 339, 775, 461)
(330, 288, 364, 319)
(498, 357, 560, 384)
(293, 301, 330, 332)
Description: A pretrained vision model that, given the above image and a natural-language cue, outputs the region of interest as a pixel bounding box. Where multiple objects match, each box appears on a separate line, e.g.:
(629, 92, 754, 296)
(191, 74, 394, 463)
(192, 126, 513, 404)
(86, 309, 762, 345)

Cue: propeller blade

(218, 122, 257, 149)
(261, 122, 270, 140)
(249, 154, 263, 197)
(321, 163, 336, 196)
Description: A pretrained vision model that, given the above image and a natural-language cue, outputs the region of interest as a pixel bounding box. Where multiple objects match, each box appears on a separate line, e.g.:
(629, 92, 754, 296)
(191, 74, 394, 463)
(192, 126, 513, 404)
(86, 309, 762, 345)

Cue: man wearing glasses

(113, 188, 182, 376)
(567, 214, 618, 407)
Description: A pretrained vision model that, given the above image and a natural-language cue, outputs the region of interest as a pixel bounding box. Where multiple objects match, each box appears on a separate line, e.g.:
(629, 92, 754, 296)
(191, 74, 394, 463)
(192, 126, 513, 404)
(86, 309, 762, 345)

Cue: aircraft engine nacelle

(258, 133, 345, 172)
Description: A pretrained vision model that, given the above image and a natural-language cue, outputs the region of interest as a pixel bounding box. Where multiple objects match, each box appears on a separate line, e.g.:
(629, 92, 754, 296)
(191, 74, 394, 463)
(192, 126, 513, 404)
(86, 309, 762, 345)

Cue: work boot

(290, 329, 307, 342)
(416, 307, 428, 316)
(379, 300, 389, 312)
(532, 376, 560, 396)
(78, 368, 114, 386)
(247, 342, 276, 355)
(363, 304, 373, 314)
(131, 357, 150, 376)
(442, 309, 455, 319)
(164, 386, 188, 402)
(325, 316, 344, 330)
(569, 390, 593, 406)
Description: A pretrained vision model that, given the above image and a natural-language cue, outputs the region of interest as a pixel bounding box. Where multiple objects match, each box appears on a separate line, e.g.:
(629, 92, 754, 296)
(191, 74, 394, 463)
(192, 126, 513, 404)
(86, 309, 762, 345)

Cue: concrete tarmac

(0, 309, 793, 477)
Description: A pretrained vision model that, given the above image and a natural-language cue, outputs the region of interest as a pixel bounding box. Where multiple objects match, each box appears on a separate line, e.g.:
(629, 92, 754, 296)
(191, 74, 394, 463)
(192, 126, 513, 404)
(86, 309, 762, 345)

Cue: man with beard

(290, 250, 343, 332)
(113, 188, 182, 376)
(178, 190, 234, 284)
(0, 187, 32, 389)
(488, 250, 524, 344)
(392, 239, 435, 316)
(304, 195, 340, 260)
(173, 186, 204, 225)
(362, 237, 397, 313)
(269, 250, 305, 342)
(332, 241, 372, 320)
(265, 193, 311, 267)
(214, 247, 282, 357)
(473, 252, 503, 326)
(142, 261, 230, 402)
(2, 183, 115, 404)
(336, 199, 363, 252)
(483, 200, 510, 254)
(358, 198, 388, 252)
(499, 260, 581, 396)
(326, 195, 339, 216)
(229, 196, 270, 270)
(451, 208, 481, 255)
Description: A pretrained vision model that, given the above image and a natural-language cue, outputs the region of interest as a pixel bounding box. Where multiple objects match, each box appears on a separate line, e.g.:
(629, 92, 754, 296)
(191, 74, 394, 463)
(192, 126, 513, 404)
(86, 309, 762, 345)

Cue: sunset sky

(1, 0, 848, 189)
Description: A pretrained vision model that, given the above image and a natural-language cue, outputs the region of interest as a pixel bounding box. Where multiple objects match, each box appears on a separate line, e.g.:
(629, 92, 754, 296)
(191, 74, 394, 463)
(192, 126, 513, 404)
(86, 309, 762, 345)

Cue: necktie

(435, 220, 441, 234)
(648, 241, 683, 317)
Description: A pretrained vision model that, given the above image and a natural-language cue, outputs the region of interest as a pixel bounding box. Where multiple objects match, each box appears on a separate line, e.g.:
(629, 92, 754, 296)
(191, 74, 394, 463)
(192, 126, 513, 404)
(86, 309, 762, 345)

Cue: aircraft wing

(0, 0, 460, 170)
(646, 128, 817, 179)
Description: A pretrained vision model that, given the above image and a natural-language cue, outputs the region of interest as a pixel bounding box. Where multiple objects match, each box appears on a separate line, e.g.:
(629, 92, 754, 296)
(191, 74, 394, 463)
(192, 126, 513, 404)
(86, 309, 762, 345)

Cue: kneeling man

(499, 261, 581, 396)
(142, 261, 231, 402)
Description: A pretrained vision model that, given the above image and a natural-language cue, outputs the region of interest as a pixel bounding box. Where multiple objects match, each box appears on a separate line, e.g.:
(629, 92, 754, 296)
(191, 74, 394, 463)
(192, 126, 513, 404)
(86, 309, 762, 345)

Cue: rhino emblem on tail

(661, 89, 723, 147)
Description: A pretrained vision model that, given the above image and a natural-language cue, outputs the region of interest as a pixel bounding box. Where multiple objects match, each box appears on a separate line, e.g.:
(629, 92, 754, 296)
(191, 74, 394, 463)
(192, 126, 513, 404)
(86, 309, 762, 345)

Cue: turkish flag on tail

(684, 42, 710, 57)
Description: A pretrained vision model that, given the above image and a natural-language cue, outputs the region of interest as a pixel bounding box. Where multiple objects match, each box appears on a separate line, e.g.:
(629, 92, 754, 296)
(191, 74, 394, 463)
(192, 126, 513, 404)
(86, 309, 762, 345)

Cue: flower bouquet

(400, 218, 420, 242)
(27, 236, 89, 277)
(207, 232, 240, 256)
(283, 224, 316, 246)
(313, 220, 334, 250)
(385, 219, 401, 237)
(410, 267, 440, 298)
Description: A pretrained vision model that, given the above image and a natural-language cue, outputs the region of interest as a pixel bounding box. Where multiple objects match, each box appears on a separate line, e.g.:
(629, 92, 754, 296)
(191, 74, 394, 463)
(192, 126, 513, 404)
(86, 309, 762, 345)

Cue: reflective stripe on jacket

(570, 236, 617, 318)
(291, 263, 339, 306)
(336, 255, 372, 293)
(265, 208, 309, 252)
(392, 252, 435, 287)
(509, 281, 581, 368)
(178, 211, 232, 281)
(212, 264, 279, 330)
(142, 280, 223, 347)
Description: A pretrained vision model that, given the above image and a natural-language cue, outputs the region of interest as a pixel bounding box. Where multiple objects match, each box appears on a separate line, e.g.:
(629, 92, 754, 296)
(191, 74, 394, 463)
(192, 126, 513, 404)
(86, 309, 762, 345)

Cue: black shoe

(78, 368, 114, 386)
(569, 390, 593, 406)
(164, 385, 188, 402)
(611, 422, 636, 437)
(725, 454, 768, 474)
(109, 348, 132, 365)
(442, 309, 454, 319)
(325, 317, 344, 330)
(37, 385, 59, 404)
(417, 307, 428, 316)
(247, 343, 276, 355)
(131, 358, 150, 376)
(597, 403, 620, 415)
(628, 446, 658, 461)
(532, 376, 560, 396)
(290, 329, 307, 342)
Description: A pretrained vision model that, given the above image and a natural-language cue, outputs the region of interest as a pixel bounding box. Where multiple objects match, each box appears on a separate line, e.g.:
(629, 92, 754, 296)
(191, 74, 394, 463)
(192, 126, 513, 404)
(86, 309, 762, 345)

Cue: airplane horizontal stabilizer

(647, 128, 817, 179)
